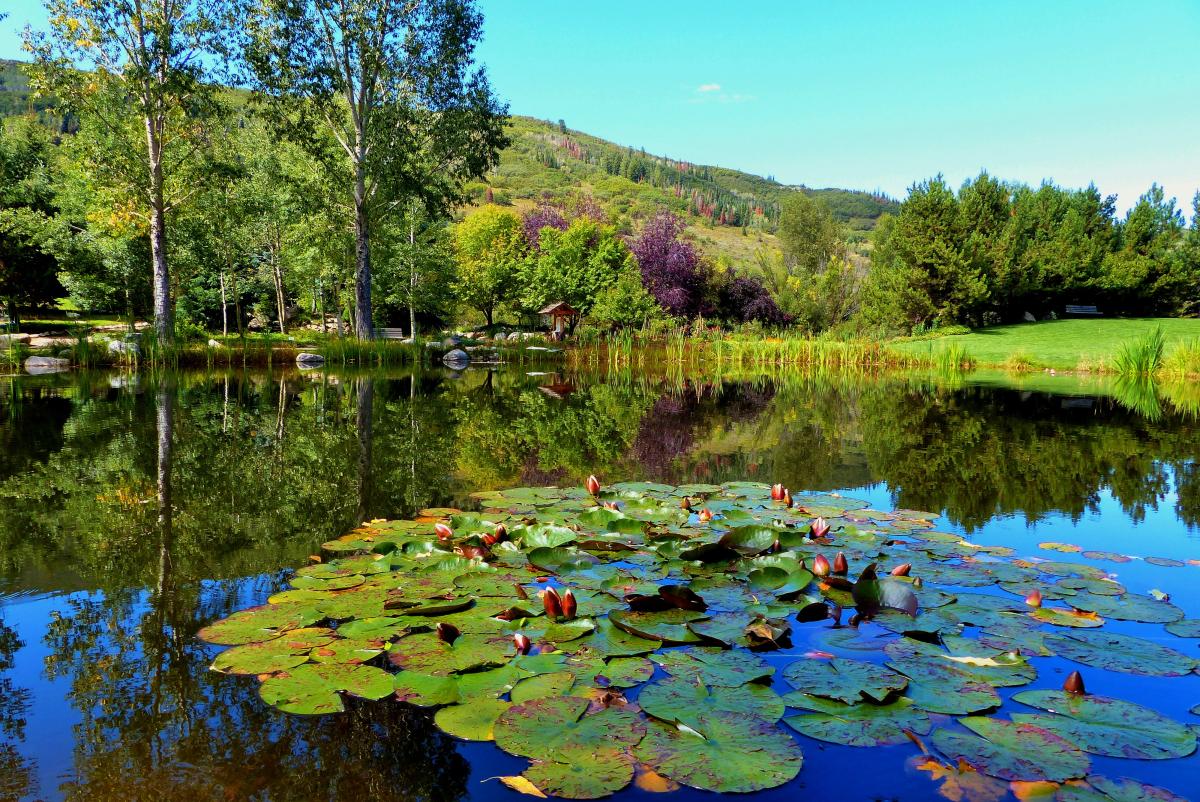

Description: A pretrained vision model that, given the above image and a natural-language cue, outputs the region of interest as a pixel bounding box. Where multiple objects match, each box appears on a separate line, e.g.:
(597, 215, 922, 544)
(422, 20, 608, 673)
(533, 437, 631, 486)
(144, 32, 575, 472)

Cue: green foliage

(589, 265, 659, 330)
(518, 218, 633, 317)
(1112, 327, 1165, 376)
(453, 205, 526, 325)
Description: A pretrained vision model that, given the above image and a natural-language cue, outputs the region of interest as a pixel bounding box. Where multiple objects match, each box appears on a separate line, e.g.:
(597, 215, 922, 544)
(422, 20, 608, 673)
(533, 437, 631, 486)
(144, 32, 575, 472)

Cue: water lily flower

(833, 552, 848, 576)
(542, 587, 563, 619)
(513, 633, 532, 655)
(603, 501, 620, 511)
(435, 522, 453, 541)
(698, 508, 714, 523)
(1063, 670, 1086, 695)
(812, 554, 831, 577)
(436, 622, 460, 644)
(810, 517, 830, 539)
(494, 523, 508, 541)
(1025, 589, 1043, 608)
(770, 483, 784, 501)
(586, 475, 601, 496)
(561, 588, 577, 619)
(890, 563, 912, 577)
(783, 489, 793, 508)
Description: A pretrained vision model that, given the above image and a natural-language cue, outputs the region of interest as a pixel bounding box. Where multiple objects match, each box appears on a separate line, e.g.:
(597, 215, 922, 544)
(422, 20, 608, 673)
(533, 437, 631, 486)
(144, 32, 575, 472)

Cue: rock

(442, 348, 470, 369)
(1023, 311, 1037, 323)
(207, 339, 222, 348)
(425, 341, 440, 349)
(441, 335, 463, 348)
(247, 315, 268, 332)
(25, 356, 70, 374)
(28, 336, 74, 349)
(296, 352, 325, 366)
(400, 338, 415, 345)
(0, 333, 31, 346)
(107, 339, 139, 355)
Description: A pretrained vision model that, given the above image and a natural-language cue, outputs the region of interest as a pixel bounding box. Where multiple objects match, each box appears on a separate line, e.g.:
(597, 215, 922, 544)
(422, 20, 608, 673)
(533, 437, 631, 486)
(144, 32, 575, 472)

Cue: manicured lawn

(891, 318, 1200, 370)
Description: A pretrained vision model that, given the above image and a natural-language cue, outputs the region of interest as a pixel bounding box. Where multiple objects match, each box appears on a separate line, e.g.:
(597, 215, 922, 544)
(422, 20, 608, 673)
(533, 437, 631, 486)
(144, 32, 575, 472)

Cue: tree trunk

(353, 164, 373, 340)
(146, 123, 173, 346)
(355, 377, 374, 525)
(409, 214, 417, 338)
(271, 239, 287, 336)
(220, 271, 228, 337)
(318, 280, 326, 334)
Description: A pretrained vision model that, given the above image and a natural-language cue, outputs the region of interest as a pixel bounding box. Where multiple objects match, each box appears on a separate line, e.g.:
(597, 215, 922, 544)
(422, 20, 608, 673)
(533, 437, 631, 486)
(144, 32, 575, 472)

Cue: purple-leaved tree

(522, 202, 568, 250)
(630, 210, 704, 317)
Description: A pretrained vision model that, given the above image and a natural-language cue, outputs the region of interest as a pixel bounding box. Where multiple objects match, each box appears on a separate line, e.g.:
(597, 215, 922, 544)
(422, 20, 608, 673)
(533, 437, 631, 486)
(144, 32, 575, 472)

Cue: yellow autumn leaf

(495, 776, 547, 798)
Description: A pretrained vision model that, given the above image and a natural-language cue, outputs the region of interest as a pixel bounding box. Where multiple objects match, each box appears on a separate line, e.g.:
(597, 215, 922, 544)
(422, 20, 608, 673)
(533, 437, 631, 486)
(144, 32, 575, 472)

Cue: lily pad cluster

(199, 481, 1199, 800)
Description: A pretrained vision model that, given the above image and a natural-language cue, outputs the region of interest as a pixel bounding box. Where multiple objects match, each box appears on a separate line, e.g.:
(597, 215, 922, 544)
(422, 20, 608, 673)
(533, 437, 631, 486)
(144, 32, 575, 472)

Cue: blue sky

(4, 0, 1199, 212)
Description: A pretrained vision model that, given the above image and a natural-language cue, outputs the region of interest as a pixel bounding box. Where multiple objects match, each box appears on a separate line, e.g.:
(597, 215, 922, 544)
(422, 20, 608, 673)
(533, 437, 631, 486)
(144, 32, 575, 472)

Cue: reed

(1111, 327, 1165, 376)
(1160, 337, 1200, 379)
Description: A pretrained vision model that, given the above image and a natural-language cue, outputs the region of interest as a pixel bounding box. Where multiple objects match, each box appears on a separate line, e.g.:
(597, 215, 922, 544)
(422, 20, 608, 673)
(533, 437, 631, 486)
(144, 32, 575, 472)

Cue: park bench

(1064, 304, 1100, 316)
(378, 327, 407, 339)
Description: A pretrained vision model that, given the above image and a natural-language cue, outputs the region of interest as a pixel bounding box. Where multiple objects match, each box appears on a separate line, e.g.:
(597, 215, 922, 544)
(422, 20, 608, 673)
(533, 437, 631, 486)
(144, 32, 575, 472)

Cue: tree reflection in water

(0, 367, 1196, 799)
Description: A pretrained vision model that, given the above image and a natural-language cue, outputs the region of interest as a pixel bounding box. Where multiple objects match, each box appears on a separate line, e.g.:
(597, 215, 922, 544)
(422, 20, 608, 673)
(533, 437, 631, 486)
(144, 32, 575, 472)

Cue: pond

(1, 366, 1198, 802)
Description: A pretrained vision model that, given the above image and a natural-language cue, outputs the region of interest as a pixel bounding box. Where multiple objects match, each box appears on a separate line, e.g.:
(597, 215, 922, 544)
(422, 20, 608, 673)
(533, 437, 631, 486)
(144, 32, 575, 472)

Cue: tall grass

(1161, 338, 1200, 379)
(1112, 327, 1165, 376)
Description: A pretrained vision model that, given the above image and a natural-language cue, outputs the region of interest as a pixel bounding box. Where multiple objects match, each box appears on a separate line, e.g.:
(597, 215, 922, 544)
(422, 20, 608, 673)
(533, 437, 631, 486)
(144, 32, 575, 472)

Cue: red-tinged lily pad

(783, 694, 931, 746)
(638, 676, 784, 727)
(781, 656, 907, 704)
(1030, 607, 1105, 628)
(434, 698, 511, 741)
(198, 602, 324, 645)
(1044, 631, 1200, 676)
(635, 712, 803, 793)
(1065, 592, 1184, 624)
(884, 635, 1037, 688)
(259, 663, 394, 715)
(609, 609, 706, 644)
(523, 749, 635, 800)
(1054, 775, 1188, 802)
(930, 717, 1090, 782)
(1011, 690, 1197, 760)
(494, 696, 646, 761)
(386, 632, 508, 675)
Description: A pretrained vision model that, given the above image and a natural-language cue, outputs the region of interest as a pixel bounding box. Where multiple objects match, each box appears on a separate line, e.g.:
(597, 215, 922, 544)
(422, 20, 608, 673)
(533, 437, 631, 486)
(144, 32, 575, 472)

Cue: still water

(1, 367, 1198, 801)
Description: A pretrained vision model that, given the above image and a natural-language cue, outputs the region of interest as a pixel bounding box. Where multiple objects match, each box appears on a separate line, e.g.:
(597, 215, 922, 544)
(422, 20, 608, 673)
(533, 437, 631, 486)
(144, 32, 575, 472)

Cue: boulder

(1023, 311, 1037, 323)
(28, 336, 74, 349)
(442, 335, 463, 348)
(442, 348, 470, 369)
(108, 339, 139, 356)
(25, 356, 70, 374)
(0, 333, 31, 346)
(207, 339, 222, 348)
(296, 352, 325, 366)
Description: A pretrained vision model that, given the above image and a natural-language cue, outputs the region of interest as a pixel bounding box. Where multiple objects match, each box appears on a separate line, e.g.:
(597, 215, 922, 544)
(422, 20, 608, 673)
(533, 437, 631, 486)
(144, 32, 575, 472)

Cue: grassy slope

(892, 318, 1200, 370)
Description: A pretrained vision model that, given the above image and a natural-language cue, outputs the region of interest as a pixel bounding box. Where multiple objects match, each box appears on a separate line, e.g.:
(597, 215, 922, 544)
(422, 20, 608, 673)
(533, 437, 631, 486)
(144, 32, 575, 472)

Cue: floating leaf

(1044, 631, 1199, 676)
(494, 696, 646, 760)
(781, 657, 907, 703)
(523, 749, 634, 799)
(434, 699, 511, 741)
(259, 663, 394, 715)
(1164, 619, 1200, 638)
(634, 713, 803, 793)
(650, 647, 773, 687)
(930, 717, 1090, 782)
(511, 671, 577, 703)
(1012, 690, 1196, 760)
(1065, 593, 1184, 624)
(1030, 607, 1105, 628)
(638, 677, 784, 727)
(783, 694, 931, 746)
(888, 656, 1000, 715)
(1054, 774, 1188, 802)
(609, 609, 705, 644)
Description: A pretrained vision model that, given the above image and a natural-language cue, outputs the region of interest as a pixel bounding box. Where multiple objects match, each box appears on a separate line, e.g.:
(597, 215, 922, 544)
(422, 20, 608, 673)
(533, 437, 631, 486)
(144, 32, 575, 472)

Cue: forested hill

(1, 57, 896, 245)
(482, 116, 897, 234)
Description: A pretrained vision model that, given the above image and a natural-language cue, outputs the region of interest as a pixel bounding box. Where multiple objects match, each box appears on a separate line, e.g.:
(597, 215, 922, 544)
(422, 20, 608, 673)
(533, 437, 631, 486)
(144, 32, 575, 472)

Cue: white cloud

(697, 83, 722, 93)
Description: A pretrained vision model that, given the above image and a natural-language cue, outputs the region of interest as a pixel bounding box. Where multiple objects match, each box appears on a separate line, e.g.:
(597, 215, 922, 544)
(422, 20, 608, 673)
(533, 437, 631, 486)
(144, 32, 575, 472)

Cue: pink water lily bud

(513, 633, 532, 655)
(813, 554, 831, 577)
(436, 622, 460, 644)
(542, 587, 563, 619)
(586, 475, 601, 496)
(1063, 670, 1086, 695)
(832, 552, 848, 576)
(434, 522, 453, 541)
(561, 589, 577, 620)
(810, 517, 830, 539)
(1025, 589, 1043, 608)
(771, 483, 784, 501)
(494, 523, 508, 541)
(783, 489, 793, 508)
(890, 563, 912, 577)
(698, 508, 714, 523)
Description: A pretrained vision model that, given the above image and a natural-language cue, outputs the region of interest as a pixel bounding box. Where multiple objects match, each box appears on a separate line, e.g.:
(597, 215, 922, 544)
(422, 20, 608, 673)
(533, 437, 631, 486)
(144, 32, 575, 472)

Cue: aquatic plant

(200, 480, 1197, 800)
(1112, 327, 1165, 376)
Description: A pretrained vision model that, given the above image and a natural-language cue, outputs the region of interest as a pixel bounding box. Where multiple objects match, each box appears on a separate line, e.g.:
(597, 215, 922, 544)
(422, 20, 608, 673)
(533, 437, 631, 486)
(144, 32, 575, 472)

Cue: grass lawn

(891, 318, 1200, 370)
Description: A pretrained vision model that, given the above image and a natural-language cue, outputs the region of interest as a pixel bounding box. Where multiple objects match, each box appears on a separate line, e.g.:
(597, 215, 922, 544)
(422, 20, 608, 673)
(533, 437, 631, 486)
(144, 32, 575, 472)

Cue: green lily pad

(599, 657, 654, 688)
(259, 663, 394, 714)
(1165, 619, 1200, 638)
(1011, 690, 1197, 760)
(494, 696, 646, 760)
(392, 671, 460, 706)
(884, 635, 1037, 688)
(1054, 774, 1188, 802)
(511, 671, 577, 703)
(1066, 592, 1184, 624)
(609, 609, 706, 644)
(386, 632, 508, 675)
(783, 694, 931, 746)
(1044, 631, 1200, 676)
(528, 547, 599, 573)
(930, 717, 1090, 782)
(576, 618, 659, 657)
(650, 647, 774, 686)
(1030, 607, 1106, 628)
(198, 603, 323, 645)
(634, 712, 803, 793)
(639, 677, 784, 727)
(781, 657, 907, 704)
(434, 699, 511, 741)
(887, 656, 1000, 715)
(523, 750, 634, 799)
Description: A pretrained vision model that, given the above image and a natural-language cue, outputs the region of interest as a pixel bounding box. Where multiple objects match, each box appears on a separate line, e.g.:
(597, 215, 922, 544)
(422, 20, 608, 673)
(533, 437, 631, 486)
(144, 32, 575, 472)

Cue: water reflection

(0, 367, 1197, 800)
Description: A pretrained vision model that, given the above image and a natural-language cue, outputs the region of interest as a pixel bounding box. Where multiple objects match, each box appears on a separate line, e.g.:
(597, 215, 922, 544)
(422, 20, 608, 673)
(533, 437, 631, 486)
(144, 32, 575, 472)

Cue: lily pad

(609, 609, 706, 644)
(781, 657, 907, 704)
(650, 647, 774, 686)
(887, 656, 1000, 715)
(1012, 690, 1197, 760)
(930, 717, 1090, 782)
(1164, 619, 1200, 638)
(523, 750, 635, 800)
(434, 699, 511, 741)
(1044, 631, 1200, 676)
(638, 677, 784, 727)
(783, 694, 931, 746)
(634, 712, 803, 793)
(494, 696, 646, 760)
(259, 663, 394, 715)
(1054, 775, 1189, 802)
